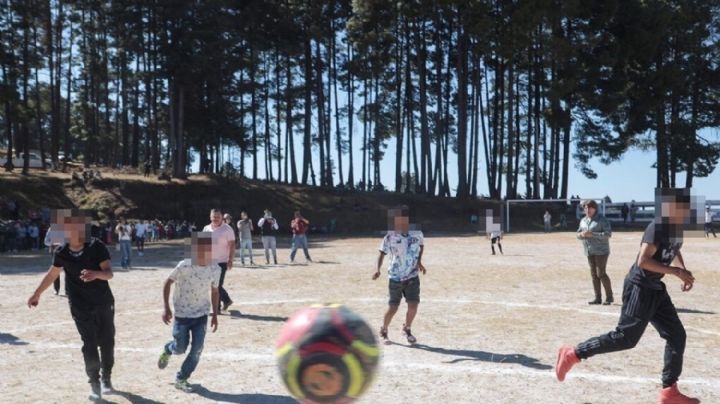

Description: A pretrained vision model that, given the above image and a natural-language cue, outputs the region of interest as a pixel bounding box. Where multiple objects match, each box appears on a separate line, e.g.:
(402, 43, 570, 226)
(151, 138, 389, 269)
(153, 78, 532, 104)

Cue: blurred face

(394, 215, 410, 234)
(210, 211, 222, 226)
(662, 201, 690, 225)
(192, 243, 212, 265)
(295, 212, 301, 218)
(584, 205, 596, 217)
(64, 216, 88, 244)
(241, 212, 248, 220)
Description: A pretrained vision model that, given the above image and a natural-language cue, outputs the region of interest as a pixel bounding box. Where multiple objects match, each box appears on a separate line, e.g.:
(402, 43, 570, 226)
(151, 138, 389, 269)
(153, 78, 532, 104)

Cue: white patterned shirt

(379, 231, 424, 282)
(169, 259, 221, 318)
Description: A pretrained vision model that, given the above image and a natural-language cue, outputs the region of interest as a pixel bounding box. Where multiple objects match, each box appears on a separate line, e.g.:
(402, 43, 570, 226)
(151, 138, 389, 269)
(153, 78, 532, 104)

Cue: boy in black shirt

(27, 210, 115, 402)
(555, 188, 700, 404)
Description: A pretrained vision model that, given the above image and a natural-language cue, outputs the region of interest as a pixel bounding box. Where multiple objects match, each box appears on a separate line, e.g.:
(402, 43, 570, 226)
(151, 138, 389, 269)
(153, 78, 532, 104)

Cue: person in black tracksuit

(556, 190, 700, 404)
(28, 213, 115, 402)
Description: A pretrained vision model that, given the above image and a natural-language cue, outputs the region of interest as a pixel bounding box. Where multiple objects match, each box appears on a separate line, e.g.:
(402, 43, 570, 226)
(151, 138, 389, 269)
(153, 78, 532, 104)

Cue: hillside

(0, 170, 589, 233)
(0, 171, 485, 233)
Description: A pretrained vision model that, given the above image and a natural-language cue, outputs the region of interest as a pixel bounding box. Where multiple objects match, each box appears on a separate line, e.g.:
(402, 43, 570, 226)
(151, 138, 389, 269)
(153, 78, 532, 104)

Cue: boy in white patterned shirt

(157, 232, 220, 392)
(372, 206, 427, 344)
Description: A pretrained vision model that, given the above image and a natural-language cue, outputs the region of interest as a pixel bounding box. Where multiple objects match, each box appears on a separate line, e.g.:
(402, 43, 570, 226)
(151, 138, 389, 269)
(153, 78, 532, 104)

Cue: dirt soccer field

(1, 232, 718, 404)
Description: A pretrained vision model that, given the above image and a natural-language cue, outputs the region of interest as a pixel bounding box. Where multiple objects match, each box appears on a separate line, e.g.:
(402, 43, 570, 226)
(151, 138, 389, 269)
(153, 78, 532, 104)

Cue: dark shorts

(388, 276, 420, 305)
(491, 237, 500, 244)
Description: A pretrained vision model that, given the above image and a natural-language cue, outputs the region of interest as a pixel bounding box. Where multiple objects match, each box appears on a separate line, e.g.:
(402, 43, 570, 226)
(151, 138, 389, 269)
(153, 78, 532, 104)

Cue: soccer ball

(275, 304, 380, 403)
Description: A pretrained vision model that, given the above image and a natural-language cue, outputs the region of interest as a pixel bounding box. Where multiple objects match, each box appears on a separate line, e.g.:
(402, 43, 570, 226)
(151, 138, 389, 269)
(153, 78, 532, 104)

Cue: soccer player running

(157, 232, 220, 392)
(289, 210, 312, 264)
(705, 206, 716, 238)
(488, 229, 503, 255)
(577, 200, 614, 305)
(27, 209, 116, 401)
(556, 188, 700, 404)
(203, 209, 236, 313)
(372, 205, 427, 344)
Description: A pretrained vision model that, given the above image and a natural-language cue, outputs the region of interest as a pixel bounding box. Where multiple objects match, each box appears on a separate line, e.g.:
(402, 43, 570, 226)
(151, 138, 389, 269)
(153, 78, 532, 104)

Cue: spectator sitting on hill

(71, 170, 86, 190)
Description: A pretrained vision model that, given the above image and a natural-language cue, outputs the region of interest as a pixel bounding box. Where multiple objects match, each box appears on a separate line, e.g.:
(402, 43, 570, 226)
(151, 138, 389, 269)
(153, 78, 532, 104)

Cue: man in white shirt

(202, 209, 235, 312)
(115, 219, 132, 269)
(157, 232, 220, 392)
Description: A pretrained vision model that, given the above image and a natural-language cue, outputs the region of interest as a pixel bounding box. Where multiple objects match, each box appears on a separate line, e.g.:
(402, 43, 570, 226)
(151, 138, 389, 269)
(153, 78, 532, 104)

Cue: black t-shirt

(261, 219, 278, 236)
(628, 222, 682, 290)
(53, 238, 114, 307)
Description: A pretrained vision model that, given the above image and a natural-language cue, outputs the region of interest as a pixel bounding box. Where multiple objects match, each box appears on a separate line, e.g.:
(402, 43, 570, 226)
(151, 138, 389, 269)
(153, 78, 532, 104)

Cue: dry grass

(1, 232, 718, 403)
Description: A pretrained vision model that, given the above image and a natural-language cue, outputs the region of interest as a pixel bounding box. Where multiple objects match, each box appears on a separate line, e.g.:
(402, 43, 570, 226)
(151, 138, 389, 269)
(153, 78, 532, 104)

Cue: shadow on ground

(676, 307, 716, 315)
(228, 310, 288, 323)
(103, 390, 165, 404)
(403, 343, 553, 370)
(194, 385, 296, 403)
(0, 332, 29, 345)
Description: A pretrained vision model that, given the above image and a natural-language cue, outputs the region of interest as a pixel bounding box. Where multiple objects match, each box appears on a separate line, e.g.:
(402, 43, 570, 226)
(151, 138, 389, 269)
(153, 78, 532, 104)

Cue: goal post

(505, 198, 606, 233)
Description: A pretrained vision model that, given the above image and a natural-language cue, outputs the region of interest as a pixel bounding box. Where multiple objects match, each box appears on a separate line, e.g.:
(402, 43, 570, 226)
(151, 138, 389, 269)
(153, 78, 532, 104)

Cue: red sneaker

(659, 383, 700, 404)
(555, 346, 580, 382)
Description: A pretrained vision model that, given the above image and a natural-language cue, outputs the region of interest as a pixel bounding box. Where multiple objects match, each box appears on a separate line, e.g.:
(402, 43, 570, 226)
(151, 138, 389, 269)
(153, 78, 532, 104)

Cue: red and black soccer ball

(276, 304, 380, 403)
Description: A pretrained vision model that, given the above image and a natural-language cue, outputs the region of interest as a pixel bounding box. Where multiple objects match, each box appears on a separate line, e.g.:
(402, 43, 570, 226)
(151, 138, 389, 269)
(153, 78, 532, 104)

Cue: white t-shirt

(706, 210, 713, 224)
(116, 224, 131, 240)
(169, 259, 221, 318)
(135, 223, 147, 237)
(489, 230, 502, 239)
(202, 223, 236, 264)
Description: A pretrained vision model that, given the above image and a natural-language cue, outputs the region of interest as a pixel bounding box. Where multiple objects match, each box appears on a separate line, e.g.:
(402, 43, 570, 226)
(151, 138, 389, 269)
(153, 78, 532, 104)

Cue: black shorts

(491, 237, 500, 244)
(388, 277, 420, 305)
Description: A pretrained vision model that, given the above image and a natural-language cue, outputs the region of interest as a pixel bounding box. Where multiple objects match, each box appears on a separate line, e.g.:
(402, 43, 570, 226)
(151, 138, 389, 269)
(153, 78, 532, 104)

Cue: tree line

(1, 0, 718, 198)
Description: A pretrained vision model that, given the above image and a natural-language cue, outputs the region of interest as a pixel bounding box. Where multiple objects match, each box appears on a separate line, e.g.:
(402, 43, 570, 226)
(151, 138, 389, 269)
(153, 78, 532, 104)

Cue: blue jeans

(119, 240, 131, 268)
(290, 234, 311, 261)
(164, 315, 208, 381)
(239, 239, 253, 263)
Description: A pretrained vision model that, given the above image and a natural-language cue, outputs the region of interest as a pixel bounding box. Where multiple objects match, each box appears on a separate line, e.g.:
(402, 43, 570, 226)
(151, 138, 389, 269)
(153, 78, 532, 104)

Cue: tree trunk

(346, 44, 354, 188)
(417, 22, 430, 194)
(251, 46, 258, 180)
(302, 38, 312, 185)
(455, 17, 469, 198)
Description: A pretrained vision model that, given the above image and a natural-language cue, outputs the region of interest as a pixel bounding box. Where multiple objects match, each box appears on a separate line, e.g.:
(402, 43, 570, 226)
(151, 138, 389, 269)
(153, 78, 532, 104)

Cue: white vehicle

(10, 151, 53, 169)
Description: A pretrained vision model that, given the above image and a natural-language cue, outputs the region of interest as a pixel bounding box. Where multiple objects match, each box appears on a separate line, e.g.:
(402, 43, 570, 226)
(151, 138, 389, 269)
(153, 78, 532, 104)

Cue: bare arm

(27, 266, 63, 307)
(210, 287, 219, 332)
(162, 278, 174, 324)
(637, 243, 694, 290)
(417, 245, 426, 274)
(372, 252, 385, 280)
(227, 239, 235, 269)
